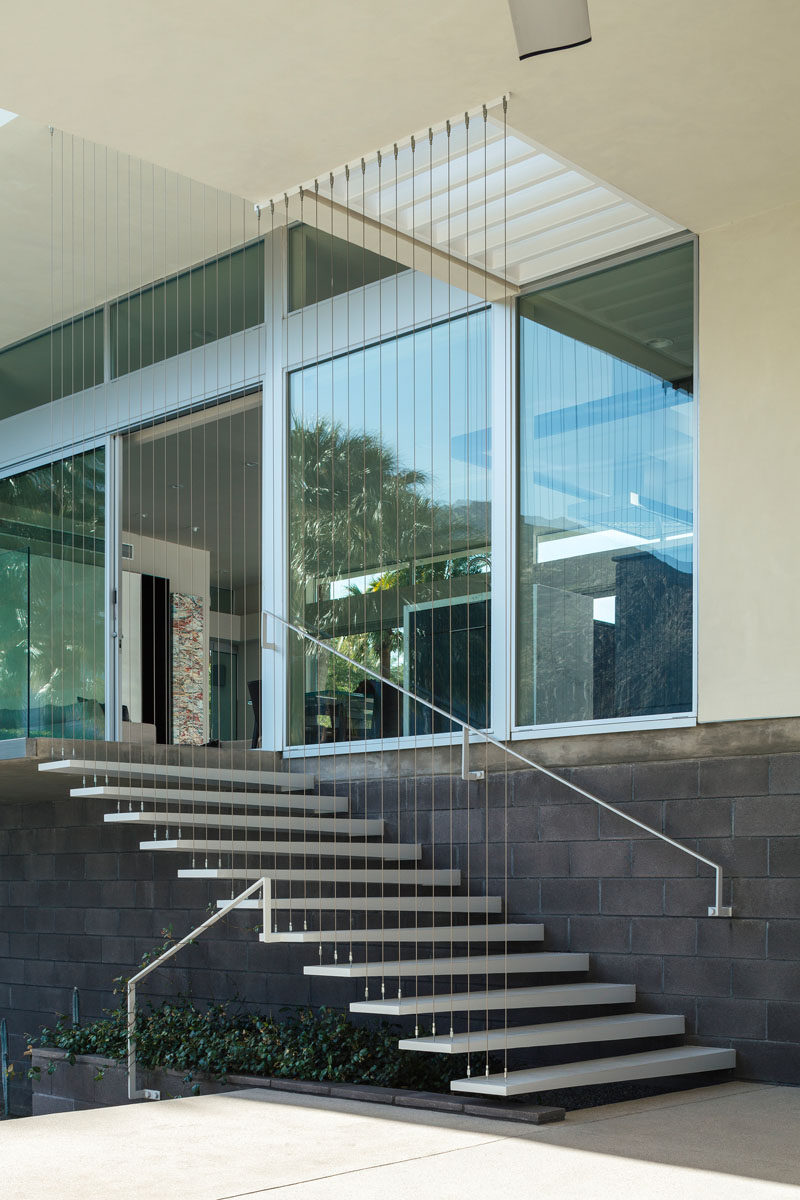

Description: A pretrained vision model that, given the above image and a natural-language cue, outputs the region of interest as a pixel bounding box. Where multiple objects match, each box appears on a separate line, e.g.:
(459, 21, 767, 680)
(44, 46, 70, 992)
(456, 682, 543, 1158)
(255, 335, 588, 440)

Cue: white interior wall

(121, 530, 211, 740)
(698, 200, 800, 722)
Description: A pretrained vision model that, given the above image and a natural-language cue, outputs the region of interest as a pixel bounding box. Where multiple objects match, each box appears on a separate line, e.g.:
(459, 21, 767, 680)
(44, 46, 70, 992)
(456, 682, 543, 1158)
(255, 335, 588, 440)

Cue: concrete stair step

(106, 810, 383, 836)
(178, 867, 458, 885)
(221, 895, 503, 913)
(351, 981, 635, 1016)
(141, 837, 420, 861)
(399, 1012, 686, 1053)
(40, 758, 313, 790)
(74, 785, 345, 813)
(450, 1045, 737, 1097)
(268, 923, 544, 946)
(305, 951, 588, 979)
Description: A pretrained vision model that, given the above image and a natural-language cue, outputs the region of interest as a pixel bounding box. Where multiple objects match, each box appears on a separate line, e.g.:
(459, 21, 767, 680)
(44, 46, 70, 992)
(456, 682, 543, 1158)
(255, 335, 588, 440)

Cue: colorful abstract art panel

(171, 591, 205, 745)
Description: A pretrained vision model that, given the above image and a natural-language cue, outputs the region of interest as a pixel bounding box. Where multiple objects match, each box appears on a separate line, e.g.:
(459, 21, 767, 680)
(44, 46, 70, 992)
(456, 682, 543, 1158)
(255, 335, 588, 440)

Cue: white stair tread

(106, 810, 383, 836)
(73, 785, 345, 813)
(179, 867, 458, 885)
(40, 758, 312, 790)
(269, 923, 544, 945)
(351, 981, 635, 1016)
(450, 1045, 736, 1097)
(141, 838, 419, 861)
(221, 895, 502, 913)
(399, 1012, 686, 1053)
(305, 951, 587, 979)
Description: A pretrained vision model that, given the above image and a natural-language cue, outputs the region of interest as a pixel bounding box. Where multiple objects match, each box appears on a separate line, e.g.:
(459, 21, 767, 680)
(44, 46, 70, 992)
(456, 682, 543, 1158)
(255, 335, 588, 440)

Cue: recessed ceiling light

(0, 109, 18, 129)
(646, 337, 674, 350)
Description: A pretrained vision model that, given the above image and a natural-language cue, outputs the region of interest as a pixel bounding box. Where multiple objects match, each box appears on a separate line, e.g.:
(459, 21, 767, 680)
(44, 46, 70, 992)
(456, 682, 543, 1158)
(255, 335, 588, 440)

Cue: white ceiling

(2, 1, 800, 344)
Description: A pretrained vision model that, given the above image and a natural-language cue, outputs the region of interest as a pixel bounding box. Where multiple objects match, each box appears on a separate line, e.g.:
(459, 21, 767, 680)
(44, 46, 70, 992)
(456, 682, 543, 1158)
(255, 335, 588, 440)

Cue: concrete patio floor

(2, 1081, 798, 1200)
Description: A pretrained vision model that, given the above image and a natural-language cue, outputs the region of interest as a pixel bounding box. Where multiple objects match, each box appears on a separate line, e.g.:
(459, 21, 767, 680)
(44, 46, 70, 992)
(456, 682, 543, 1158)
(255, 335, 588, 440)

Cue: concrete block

(630, 841, 698, 878)
(696, 918, 766, 959)
(766, 1000, 800, 1043)
(569, 915, 631, 953)
(732, 959, 800, 1001)
(768, 836, 800, 877)
(632, 761, 699, 801)
(735, 795, 800, 836)
(461, 1101, 565, 1124)
(590, 951, 663, 993)
(630, 916, 697, 956)
(66, 934, 103, 961)
(394, 1091, 465, 1114)
(540, 878, 599, 915)
(696, 996, 767, 1040)
(52, 908, 87, 935)
(511, 770, 573, 807)
(570, 764, 633, 803)
(329, 1083, 394, 1104)
(699, 757, 769, 798)
(600, 878, 664, 916)
(270, 1077, 331, 1097)
(768, 754, 800, 794)
(511, 841, 569, 878)
(663, 956, 731, 997)
(695, 836, 768, 877)
(569, 840, 631, 878)
(732, 1039, 800, 1085)
(32, 1093, 77, 1116)
(538, 803, 598, 841)
(766, 919, 800, 960)
(665, 878, 721, 917)
(598, 800, 663, 840)
(100, 936, 136, 964)
(734, 879, 800, 919)
(664, 798, 733, 838)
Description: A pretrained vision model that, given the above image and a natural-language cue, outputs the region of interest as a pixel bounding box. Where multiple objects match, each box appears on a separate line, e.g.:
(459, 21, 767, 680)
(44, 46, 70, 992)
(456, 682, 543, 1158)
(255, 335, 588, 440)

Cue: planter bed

(29, 1049, 564, 1125)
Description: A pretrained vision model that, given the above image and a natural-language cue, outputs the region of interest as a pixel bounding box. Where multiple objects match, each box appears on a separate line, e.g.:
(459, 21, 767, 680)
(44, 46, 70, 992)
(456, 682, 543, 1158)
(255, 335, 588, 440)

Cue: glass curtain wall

(0, 449, 106, 739)
(288, 310, 491, 745)
(517, 242, 695, 726)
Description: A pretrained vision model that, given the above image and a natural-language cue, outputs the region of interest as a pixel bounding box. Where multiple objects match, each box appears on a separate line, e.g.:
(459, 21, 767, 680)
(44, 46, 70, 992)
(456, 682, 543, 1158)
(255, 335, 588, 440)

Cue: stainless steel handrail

(126, 877, 275, 1100)
(264, 608, 732, 918)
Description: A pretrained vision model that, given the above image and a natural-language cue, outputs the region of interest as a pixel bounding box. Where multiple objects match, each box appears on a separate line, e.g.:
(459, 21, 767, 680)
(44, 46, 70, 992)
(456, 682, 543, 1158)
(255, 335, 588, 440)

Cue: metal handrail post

(263, 609, 733, 918)
(127, 877, 275, 1101)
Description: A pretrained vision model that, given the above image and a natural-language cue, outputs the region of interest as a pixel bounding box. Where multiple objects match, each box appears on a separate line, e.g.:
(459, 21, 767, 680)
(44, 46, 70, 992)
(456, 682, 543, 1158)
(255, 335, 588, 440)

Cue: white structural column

(261, 225, 288, 752)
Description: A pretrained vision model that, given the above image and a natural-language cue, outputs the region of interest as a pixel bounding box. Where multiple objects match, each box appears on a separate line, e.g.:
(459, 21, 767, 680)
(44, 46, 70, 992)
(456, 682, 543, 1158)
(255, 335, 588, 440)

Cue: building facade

(1, 7, 799, 1114)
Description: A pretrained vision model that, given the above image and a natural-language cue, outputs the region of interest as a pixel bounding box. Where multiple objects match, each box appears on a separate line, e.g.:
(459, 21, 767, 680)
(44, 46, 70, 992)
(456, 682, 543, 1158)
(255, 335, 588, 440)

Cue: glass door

(0, 449, 106, 741)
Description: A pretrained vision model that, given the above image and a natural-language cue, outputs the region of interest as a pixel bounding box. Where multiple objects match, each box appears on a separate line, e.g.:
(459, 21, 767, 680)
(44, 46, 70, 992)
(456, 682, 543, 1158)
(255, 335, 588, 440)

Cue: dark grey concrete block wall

(372, 752, 800, 1086)
(1, 750, 799, 1112)
(0, 790, 321, 1116)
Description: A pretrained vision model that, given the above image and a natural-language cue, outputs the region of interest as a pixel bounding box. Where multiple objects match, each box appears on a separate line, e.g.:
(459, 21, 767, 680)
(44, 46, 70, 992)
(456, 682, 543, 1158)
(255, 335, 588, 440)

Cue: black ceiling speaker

(507, 0, 592, 59)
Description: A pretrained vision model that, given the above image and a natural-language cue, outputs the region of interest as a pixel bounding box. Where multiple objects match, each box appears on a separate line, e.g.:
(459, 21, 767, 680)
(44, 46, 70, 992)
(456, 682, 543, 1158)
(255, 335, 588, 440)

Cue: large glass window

(110, 241, 264, 377)
(517, 242, 695, 726)
(0, 311, 104, 420)
(288, 311, 491, 744)
(0, 449, 106, 740)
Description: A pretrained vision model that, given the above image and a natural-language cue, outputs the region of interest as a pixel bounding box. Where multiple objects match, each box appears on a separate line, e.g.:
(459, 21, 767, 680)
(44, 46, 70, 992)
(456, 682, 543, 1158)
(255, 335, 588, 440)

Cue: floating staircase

(41, 754, 736, 1100)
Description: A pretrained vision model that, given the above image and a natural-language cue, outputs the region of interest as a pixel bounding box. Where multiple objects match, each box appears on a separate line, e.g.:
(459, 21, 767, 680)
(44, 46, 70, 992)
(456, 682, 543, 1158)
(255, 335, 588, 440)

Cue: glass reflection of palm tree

(289, 417, 489, 740)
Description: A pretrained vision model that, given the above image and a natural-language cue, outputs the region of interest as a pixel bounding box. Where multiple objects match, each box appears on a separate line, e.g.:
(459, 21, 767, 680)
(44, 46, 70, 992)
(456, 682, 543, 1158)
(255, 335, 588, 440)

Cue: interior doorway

(117, 391, 263, 747)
